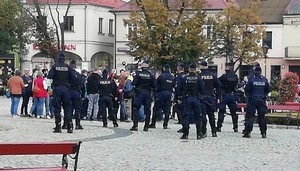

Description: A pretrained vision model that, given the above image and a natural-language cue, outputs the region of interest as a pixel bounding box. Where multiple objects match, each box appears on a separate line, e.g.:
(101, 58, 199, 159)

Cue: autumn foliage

(278, 72, 299, 103)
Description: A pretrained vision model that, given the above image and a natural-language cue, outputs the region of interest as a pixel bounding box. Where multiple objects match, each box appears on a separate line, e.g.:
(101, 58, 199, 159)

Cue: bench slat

(0, 167, 67, 171)
(0, 142, 78, 155)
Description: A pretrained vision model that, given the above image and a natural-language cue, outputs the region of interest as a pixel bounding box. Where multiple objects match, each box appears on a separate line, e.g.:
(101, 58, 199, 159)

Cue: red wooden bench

(267, 105, 300, 129)
(236, 103, 300, 129)
(0, 141, 82, 171)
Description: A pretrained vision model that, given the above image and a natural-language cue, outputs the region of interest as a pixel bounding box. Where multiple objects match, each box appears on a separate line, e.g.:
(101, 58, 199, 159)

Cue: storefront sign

(33, 44, 76, 51)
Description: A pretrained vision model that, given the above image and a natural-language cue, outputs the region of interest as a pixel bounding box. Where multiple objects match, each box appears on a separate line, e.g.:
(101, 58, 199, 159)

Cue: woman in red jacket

(30, 71, 48, 118)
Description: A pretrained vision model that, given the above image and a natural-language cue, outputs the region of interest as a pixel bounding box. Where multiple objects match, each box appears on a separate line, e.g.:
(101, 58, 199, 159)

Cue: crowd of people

(6, 52, 271, 139)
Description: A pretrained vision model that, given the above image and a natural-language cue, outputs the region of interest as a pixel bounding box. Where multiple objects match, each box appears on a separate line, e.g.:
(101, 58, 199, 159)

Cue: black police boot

(61, 123, 67, 129)
(103, 122, 108, 127)
(149, 124, 156, 129)
(261, 133, 267, 138)
(113, 121, 119, 127)
(212, 132, 217, 137)
(181, 133, 188, 140)
(181, 129, 189, 139)
(177, 128, 183, 133)
(216, 127, 221, 132)
(53, 123, 62, 133)
(143, 125, 149, 132)
(130, 122, 138, 131)
(233, 128, 238, 132)
(242, 129, 246, 134)
(67, 122, 73, 134)
(201, 133, 207, 138)
(75, 125, 84, 130)
(242, 133, 251, 138)
(163, 123, 168, 129)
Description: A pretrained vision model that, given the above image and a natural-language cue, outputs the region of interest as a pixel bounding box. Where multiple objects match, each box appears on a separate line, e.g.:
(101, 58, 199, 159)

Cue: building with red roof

(23, 0, 125, 71)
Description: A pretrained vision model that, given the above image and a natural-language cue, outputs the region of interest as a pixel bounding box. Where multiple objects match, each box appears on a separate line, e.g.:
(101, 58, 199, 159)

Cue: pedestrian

(118, 69, 127, 121)
(216, 63, 239, 132)
(47, 52, 76, 133)
(68, 60, 84, 130)
(80, 69, 89, 119)
(174, 63, 186, 133)
(149, 64, 174, 129)
(180, 64, 204, 139)
(198, 60, 221, 137)
(123, 71, 134, 121)
(98, 69, 119, 127)
(130, 60, 156, 131)
(243, 65, 271, 138)
(7, 70, 24, 117)
(86, 68, 101, 121)
(30, 71, 48, 119)
(20, 68, 33, 116)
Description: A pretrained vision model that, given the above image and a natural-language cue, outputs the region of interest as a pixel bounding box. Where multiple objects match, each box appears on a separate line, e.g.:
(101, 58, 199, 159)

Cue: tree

(124, 0, 208, 69)
(24, 0, 72, 61)
(206, 0, 265, 71)
(0, 0, 31, 54)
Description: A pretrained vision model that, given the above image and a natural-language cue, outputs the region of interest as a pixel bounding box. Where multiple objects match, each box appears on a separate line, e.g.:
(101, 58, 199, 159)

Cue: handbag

(5, 89, 11, 98)
(32, 84, 41, 94)
(124, 89, 135, 99)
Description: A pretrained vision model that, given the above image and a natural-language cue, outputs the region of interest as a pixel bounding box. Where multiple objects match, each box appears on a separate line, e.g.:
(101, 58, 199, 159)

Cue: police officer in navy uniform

(149, 64, 174, 129)
(48, 52, 76, 133)
(180, 63, 204, 140)
(130, 60, 156, 131)
(98, 69, 119, 127)
(217, 63, 239, 132)
(69, 60, 84, 130)
(243, 66, 271, 138)
(198, 60, 221, 137)
(174, 63, 185, 126)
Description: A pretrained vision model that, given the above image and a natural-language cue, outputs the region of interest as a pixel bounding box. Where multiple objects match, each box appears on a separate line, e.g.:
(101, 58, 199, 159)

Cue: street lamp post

(262, 43, 269, 77)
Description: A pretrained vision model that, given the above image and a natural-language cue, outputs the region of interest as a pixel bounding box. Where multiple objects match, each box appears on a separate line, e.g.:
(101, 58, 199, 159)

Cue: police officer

(48, 52, 76, 133)
(149, 64, 174, 129)
(198, 61, 221, 137)
(69, 60, 84, 130)
(180, 63, 204, 140)
(98, 69, 119, 127)
(243, 66, 271, 138)
(174, 63, 185, 126)
(130, 61, 156, 131)
(217, 63, 239, 132)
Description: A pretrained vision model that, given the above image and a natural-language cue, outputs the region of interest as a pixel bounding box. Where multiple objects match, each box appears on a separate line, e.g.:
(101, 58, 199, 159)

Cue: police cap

(102, 69, 108, 75)
(70, 59, 76, 65)
(199, 60, 208, 69)
(58, 51, 65, 59)
(177, 63, 185, 68)
(140, 60, 149, 68)
(189, 63, 197, 69)
(225, 63, 233, 70)
(254, 66, 262, 72)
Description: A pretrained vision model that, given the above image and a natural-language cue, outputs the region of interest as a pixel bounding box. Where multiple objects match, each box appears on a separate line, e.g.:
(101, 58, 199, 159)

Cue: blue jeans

(119, 99, 126, 120)
(31, 97, 45, 116)
(45, 95, 50, 115)
(10, 96, 21, 115)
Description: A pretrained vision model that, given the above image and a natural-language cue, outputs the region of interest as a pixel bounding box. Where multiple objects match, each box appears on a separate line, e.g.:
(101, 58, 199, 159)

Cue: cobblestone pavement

(1, 96, 300, 171)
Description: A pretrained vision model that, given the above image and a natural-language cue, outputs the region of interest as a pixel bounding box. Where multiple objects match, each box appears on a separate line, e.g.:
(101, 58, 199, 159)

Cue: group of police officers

(48, 52, 271, 139)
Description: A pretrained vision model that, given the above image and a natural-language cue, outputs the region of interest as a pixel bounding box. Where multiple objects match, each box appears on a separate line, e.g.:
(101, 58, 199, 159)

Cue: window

(109, 19, 114, 35)
(64, 16, 74, 31)
(128, 24, 137, 40)
(263, 31, 272, 49)
(36, 16, 47, 32)
(271, 65, 280, 81)
(99, 18, 103, 33)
